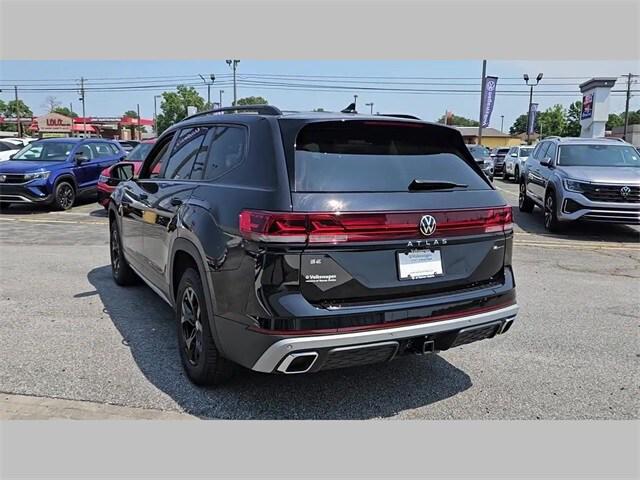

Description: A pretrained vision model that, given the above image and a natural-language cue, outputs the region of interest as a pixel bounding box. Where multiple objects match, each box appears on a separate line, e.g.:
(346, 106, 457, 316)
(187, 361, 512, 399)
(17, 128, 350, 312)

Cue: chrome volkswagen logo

(419, 215, 437, 236)
(620, 186, 631, 198)
(0, 175, 6, 183)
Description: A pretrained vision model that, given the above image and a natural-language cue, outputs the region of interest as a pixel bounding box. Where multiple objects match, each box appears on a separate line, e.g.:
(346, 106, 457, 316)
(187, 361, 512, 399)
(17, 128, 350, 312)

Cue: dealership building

(0, 113, 154, 139)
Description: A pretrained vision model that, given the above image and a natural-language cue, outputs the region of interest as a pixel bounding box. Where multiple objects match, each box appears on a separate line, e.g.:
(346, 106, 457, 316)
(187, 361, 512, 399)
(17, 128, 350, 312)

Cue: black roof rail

(185, 104, 282, 121)
(376, 113, 421, 120)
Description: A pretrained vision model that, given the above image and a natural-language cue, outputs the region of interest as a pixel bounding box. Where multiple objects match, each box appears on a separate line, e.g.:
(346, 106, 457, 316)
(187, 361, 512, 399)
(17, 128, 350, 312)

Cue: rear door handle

(170, 197, 182, 206)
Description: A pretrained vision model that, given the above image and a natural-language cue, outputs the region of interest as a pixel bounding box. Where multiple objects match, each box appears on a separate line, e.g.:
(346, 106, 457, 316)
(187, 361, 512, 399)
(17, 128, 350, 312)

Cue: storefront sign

(37, 113, 73, 133)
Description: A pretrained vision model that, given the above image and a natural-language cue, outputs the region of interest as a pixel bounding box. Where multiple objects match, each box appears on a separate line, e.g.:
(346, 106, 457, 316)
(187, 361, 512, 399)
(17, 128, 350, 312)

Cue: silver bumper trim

(251, 303, 519, 373)
(0, 194, 33, 203)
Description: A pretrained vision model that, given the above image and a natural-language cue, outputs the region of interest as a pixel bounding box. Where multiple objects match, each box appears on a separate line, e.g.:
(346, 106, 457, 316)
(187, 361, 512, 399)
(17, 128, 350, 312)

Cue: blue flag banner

(528, 103, 539, 134)
(481, 76, 498, 128)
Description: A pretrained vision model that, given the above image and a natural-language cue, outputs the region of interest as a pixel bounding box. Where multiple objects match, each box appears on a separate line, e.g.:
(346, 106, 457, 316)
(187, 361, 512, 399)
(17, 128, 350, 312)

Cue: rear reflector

(239, 206, 512, 243)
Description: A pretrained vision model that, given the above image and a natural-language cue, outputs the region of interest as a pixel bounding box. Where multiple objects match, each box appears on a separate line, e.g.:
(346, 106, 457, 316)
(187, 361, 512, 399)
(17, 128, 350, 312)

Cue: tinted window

(294, 121, 489, 192)
(468, 145, 491, 157)
(89, 142, 115, 158)
(163, 127, 208, 180)
(200, 126, 247, 180)
(545, 143, 557, 161)
(76, 144, 93, 159)
(558, 145, 640, 167)
(141, 134, 174, 179)
(127, 142, 154, 161)
(535, 142, 550, 160)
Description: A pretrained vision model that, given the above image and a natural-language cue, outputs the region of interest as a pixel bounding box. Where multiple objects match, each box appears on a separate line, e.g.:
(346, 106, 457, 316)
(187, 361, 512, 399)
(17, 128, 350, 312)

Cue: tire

(502, 168, 510, 181)
(53, 180, 75, 211)
(513, 166, 520, 183)
(519, 180, 535, 213)
(176, 267, 234, 386)
(544, 190, 562, 232)
(110, 219, 138, 286)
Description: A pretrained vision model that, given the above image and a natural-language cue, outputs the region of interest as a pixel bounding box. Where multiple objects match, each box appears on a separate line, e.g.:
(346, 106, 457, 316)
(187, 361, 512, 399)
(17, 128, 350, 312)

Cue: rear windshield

(467, 145, 490, 157)
(293, 121, 489, 193)
(557, 144, 640, 167)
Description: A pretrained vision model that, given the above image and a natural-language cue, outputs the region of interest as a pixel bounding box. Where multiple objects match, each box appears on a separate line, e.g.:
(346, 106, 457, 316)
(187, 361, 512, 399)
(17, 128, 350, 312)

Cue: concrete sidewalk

(0, 392, 193, 420)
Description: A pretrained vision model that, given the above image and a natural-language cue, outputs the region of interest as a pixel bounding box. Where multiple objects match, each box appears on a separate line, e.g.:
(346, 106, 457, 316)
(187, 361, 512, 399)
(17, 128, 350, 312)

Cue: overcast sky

(1, 60, 638, 131)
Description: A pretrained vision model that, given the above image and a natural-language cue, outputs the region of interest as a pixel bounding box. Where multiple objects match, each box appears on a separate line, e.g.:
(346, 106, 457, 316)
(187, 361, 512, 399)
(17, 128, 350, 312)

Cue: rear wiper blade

(408, 179, 468, 191)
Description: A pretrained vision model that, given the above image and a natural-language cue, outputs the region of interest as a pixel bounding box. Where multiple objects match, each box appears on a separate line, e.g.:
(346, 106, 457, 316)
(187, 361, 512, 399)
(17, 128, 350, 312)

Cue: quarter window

(201, 126, 247, 180)
(163, 127, 209, 180)
(89, 142, 114, 158)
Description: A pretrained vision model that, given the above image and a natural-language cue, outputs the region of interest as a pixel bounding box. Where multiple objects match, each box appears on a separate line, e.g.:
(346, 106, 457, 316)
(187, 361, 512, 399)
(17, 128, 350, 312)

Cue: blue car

(0, 138, 126, 210)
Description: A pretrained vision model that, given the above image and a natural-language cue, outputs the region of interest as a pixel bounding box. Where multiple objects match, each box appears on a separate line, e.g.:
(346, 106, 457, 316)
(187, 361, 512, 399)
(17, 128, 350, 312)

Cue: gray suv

(519, 137, 640, 231)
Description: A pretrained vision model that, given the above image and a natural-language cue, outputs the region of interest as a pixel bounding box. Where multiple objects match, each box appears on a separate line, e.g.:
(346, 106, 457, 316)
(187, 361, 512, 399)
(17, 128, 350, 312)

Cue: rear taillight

(239, 206, 512, 244)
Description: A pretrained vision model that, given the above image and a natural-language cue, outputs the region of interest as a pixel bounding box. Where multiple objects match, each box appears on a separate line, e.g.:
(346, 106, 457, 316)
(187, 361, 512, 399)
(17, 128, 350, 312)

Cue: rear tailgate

(278, 119, 511, 306)
(294, 192, 510, 305)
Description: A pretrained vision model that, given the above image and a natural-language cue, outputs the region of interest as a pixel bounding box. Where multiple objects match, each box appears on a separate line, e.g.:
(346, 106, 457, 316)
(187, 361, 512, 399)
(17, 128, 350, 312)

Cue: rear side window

(163, 127, 208, 180)
(293, 121, 490, 192)
(199, 125, 247, 180)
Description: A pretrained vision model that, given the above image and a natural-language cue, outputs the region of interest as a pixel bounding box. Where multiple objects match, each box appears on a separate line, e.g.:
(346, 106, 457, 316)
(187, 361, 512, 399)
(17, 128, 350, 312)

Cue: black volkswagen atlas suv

(108, 105, 518, 385)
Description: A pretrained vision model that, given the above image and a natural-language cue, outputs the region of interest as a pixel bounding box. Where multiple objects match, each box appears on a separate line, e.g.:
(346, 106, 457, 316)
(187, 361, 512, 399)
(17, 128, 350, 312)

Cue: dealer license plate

(397, 250, 443, 280)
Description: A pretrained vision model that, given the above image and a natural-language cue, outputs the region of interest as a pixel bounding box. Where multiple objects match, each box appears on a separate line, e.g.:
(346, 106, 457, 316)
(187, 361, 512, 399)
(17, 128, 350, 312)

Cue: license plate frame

(397, 249, 444, 281)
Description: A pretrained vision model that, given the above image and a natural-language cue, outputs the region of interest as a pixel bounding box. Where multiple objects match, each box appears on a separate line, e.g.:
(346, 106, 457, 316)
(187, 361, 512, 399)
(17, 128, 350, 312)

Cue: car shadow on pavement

(0, 196, 98, 215)
(88, 265, 472, 420)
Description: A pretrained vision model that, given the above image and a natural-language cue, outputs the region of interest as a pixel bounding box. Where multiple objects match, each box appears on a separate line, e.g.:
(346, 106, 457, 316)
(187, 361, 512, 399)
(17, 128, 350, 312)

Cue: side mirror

(9, 154, 15, 159)
(75, 152, 89, 165)
(540, 157, 553, 167)
(490, 153, 496, 157)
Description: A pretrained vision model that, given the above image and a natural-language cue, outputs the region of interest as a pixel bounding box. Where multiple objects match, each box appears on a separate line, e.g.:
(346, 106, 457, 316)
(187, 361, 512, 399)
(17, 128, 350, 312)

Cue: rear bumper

(250, 303, 518, 373)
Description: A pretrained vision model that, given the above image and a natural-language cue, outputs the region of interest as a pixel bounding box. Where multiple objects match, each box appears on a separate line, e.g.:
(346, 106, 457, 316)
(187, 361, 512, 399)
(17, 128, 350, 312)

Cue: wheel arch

(170, 237, 226, 357)
(53, 173, 78, 191)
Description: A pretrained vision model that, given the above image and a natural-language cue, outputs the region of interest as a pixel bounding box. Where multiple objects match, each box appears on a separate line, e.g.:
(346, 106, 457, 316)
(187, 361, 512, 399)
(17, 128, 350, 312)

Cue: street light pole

(79, 77, 87, 138)
(226, 60, 240, 105)
(500, 115, 504, 133)
(353, 94, 358, 110)
(365, 102, 374, 114)
(219, 90, 224, 108)
(524, 72, 543, 145)
(477, 60, 487, 145)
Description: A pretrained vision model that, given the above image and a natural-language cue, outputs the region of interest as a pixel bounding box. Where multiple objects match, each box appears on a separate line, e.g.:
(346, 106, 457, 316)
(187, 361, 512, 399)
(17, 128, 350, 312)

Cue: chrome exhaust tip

(499, 317, 515, 334)
(276, 352, 319, 374)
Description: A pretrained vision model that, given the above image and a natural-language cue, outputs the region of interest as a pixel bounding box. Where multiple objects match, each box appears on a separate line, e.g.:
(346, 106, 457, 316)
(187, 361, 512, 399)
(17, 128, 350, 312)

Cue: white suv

(503, 145, 533, 182)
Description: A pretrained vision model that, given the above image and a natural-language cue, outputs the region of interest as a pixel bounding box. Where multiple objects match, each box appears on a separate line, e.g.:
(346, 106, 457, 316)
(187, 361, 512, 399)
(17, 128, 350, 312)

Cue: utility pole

(14, 86, 21, 137)
(70, 102, 73, 115)
(477, 60, 487, 145)
(353, 94, 358, 110)
(219, 90, 224, 108)
(136, 103, 141, 140)
(79, 77, 87, 138)
(622, 73, 637, 141)
(226, 60, 240, 105)
(500, 115, 504, 133)
(199, 74, 216, 108)
(154, 95, 161, 135)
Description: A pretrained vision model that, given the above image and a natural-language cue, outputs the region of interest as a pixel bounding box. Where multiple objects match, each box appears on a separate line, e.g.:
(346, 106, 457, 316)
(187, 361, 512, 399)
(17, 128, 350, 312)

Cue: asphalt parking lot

(0, 179, 638, 420)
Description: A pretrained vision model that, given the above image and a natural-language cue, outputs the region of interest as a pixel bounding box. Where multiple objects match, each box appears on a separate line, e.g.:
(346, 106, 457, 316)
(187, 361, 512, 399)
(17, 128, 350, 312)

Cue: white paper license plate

(397, 250, 443, 280)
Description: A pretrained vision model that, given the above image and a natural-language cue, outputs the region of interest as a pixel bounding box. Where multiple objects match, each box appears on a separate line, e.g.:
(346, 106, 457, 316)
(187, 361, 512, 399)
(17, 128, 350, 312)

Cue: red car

(97, 139, 156, 208)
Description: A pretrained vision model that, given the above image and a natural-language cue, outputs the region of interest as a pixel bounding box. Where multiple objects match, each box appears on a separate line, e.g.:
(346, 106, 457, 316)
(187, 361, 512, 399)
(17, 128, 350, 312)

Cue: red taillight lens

(239, 206, 512, 243)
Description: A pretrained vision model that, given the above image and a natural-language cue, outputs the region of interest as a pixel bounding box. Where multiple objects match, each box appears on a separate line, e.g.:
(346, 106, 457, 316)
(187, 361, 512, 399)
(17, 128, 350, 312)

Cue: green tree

(3, 99, 33, 118)
(606, 113, 624, 130)
(156, 85, 206, 134)
(510, 113, 538, 135)
(537, 104, 566, 138)
(52, 107, 78, 118)
(236, 96, 269, 106)
(436, 113, 479, 126)
(564, 101, 582, 137)
(124, 110, 138, 118)
(625, 109, 640, 125)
